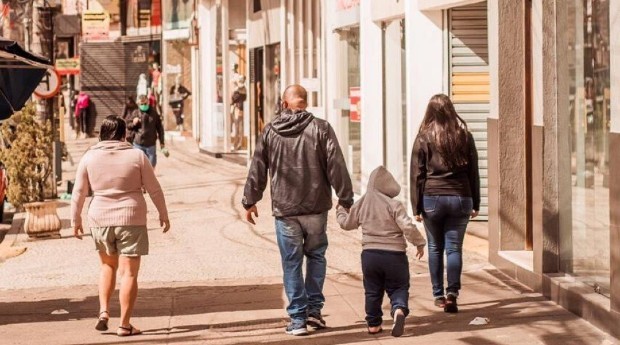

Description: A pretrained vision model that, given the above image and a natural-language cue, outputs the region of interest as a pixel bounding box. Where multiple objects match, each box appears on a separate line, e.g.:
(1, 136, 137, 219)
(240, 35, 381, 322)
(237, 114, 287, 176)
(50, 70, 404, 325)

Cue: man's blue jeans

(275, 212, 328, 322)
(134, 143, 157, 167)
(422, 195, 472, 298)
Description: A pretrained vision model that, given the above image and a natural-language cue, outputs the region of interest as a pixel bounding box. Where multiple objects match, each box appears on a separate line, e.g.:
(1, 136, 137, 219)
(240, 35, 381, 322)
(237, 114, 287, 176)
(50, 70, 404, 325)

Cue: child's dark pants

(361, 249, 410, 327)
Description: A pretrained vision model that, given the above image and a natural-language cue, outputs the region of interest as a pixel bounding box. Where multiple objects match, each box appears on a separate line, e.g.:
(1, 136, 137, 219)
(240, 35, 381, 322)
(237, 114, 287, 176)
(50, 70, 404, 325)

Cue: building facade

(487, 0, 619, 337)
(161, 0, 199, 136)
(78, 0, 163, 131)
(193, 0, 619, 336)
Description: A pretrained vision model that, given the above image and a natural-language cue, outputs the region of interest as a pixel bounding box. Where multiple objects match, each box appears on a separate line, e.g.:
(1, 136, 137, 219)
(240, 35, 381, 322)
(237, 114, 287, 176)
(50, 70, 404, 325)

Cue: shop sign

(55, 58, 80, 76)
(337, 0, 361, 11)
(349, 86, 361, 122)
(34, 69, 61, 99)
(82, 10, 110, 41)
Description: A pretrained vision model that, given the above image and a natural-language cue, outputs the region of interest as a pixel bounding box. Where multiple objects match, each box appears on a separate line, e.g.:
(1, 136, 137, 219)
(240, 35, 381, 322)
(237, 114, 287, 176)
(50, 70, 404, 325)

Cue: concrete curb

(0, 212, 26, 262)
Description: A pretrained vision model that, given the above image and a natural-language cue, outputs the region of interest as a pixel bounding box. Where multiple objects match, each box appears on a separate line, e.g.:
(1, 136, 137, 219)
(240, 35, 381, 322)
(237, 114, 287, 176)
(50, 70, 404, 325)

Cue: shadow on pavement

(0, 283, 284, 326)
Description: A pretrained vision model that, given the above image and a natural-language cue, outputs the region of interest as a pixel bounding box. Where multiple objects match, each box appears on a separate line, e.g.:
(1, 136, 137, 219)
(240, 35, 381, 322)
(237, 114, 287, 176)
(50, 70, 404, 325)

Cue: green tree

(0, 102, 52, 209)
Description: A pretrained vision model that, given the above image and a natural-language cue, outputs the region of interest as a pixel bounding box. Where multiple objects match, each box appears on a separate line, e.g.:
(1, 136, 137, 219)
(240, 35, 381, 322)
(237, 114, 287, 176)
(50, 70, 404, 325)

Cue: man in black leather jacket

(242, 85, 353, 336)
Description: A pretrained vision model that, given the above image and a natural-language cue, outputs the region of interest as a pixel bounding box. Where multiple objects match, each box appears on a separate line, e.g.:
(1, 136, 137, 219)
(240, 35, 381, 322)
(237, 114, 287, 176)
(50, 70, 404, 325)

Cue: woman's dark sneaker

(307, 313, 327, 329)
(434, 296, 446, 308)
(285, 320, 308, 336)
(444, 294, 458, 313)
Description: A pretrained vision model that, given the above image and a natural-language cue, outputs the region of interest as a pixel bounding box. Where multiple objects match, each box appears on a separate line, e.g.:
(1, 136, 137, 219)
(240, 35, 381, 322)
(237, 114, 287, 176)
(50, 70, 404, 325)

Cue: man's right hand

(246, 205, 258, 225)
(133, 117, 141, 125)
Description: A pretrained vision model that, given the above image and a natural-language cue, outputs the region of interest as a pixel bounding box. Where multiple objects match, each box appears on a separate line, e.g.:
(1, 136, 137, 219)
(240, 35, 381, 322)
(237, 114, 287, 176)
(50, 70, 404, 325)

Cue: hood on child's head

(367, 166, 400, 198)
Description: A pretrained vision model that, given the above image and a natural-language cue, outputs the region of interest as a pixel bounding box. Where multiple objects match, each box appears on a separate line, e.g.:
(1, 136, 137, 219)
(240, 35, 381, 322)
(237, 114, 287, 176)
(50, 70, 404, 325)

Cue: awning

(0, 38, 52, 120)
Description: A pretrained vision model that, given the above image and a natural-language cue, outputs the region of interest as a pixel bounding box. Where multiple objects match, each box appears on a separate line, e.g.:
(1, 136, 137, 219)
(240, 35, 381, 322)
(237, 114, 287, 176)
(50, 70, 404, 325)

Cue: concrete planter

(23, 201, 61, 239)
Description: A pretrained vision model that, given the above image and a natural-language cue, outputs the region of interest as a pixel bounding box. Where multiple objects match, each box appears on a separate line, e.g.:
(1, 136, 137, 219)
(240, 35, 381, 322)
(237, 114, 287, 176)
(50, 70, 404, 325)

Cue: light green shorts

(91, 226, 149, 256)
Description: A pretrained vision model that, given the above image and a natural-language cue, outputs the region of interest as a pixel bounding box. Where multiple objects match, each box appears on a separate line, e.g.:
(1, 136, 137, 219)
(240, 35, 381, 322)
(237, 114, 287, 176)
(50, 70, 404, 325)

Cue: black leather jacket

(242, 110, 354, 217)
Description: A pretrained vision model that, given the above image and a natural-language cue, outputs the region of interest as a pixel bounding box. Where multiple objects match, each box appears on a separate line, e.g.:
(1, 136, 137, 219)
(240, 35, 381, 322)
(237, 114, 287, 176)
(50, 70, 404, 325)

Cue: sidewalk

(0, 132, 617, 344)
(0, 269, 616, 345)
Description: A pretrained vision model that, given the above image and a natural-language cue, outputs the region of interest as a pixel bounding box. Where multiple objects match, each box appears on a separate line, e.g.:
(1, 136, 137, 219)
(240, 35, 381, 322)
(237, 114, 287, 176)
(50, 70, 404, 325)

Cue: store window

(125, 0, 162, 35)
(343, 27, 361, 194)
(563, 0, 610, 297)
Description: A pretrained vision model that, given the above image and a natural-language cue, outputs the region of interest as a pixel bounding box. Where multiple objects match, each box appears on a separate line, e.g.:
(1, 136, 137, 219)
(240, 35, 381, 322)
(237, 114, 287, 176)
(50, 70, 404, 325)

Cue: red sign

(34, 69, 61, 99)
(349, 87, 360, 122)
(337, 0, 361, 11)
(151, 0, 161, 26)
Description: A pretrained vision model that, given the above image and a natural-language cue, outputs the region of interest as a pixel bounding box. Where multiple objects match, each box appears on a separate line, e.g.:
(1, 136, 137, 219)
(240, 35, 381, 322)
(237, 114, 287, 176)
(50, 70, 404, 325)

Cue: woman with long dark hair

(71, 116, 170, 336)
(410, 94, 480, 313)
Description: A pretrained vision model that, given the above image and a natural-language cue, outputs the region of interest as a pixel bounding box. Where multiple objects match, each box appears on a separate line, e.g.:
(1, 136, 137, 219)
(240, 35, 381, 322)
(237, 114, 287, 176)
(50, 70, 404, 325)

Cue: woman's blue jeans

(422, 195, 473, 298)
(275, 212, 328, 322)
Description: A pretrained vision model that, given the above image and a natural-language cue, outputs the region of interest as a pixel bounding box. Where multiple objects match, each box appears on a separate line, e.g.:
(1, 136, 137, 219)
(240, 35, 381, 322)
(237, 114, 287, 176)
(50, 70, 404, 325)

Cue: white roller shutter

(448, 1, 489, 219)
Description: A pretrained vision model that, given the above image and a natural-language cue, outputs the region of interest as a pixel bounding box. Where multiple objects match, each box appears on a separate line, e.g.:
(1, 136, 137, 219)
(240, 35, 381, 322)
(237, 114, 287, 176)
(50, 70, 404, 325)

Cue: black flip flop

(391, 311, 406, 337)
(117, 324, 142, 337)
(95, 311, 109, 331)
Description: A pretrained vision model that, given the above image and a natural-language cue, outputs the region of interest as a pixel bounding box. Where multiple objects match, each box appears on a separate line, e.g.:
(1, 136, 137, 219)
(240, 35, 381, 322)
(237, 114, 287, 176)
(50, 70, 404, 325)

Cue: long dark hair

(419, 94, 470, 169)
(99, 115, 127, 141)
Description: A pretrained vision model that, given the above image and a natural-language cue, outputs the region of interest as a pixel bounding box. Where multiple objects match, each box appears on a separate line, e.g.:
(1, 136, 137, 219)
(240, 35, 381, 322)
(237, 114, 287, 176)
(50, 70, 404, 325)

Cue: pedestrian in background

(74, 91, 90, 138)
(71, 116, 170, 337)
(122, 96, 138, 143)
(128, 94, 166, 168)
(242, 85, 353, 336)
(410, 93, 480, 313)
(337, 166, 426, 337)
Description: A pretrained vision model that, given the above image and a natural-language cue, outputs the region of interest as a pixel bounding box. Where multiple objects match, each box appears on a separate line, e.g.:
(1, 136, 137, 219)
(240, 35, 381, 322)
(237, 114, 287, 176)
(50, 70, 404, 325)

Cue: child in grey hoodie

(337, 166, 426, 337)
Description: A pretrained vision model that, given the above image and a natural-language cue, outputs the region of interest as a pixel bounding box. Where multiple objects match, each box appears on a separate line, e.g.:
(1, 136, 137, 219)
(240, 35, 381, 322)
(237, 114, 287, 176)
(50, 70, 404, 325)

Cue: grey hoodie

(337, 166, 426, 252)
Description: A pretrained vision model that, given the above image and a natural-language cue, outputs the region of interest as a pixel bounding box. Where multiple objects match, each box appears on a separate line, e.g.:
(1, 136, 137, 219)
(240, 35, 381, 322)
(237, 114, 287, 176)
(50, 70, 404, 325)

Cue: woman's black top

(410, 131, 480, 215)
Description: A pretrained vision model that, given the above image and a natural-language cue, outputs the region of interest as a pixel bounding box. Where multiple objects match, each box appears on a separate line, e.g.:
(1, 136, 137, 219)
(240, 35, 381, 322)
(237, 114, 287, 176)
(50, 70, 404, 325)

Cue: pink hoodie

(75, 93, 90, 117)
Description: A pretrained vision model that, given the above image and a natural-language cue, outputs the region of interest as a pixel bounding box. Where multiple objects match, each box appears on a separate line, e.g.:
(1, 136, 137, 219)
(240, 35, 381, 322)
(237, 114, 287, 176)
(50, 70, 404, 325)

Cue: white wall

(487, 0, 499, 120)
(247, 0, 281, 48)
(198, 0, 218, 148)
(611, 0, 620, 134)
(405, 5, 444, 143)
(359, 0, 384, 193)
(418, 0, 485, 11)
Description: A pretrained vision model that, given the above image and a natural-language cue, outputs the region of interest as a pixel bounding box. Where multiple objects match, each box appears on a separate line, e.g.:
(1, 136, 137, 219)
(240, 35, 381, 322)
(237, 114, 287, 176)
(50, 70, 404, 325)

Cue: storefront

(198, 0, 247, 159)
(79, 0, 162, 131)
(162, 0, 197, 135)
(198, 0, 320, 163)
(487, 0, 619, 337)
(325, 0, 362, 193)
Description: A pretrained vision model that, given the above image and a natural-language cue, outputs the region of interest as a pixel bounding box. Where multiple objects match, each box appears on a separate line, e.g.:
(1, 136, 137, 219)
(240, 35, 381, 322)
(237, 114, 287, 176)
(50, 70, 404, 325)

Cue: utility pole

(36, 1, 60, 197)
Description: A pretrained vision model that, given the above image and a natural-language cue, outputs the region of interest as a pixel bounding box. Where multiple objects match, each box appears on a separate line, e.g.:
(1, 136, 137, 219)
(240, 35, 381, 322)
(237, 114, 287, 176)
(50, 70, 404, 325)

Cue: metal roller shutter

(80, 41, 125, 132)
(448, 1, 489, 219)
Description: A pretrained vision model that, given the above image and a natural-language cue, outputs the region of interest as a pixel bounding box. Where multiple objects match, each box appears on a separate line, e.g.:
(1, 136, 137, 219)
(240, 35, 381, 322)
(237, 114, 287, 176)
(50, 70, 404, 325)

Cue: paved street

(0, 134, 617, 345)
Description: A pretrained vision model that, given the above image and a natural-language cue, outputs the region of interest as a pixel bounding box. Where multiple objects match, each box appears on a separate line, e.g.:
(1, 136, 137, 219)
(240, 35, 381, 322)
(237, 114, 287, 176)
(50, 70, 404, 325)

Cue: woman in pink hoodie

(74, 92, 90, 138)
(71, 116, 170, 337)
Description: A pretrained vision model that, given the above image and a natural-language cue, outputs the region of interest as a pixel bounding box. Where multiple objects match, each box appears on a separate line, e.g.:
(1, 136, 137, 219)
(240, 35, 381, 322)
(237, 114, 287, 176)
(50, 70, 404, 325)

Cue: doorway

(250, 46, 264, 153)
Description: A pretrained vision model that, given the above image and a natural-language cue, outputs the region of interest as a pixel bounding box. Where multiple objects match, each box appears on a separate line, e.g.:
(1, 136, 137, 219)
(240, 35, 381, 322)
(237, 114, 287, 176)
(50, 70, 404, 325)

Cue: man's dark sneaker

(444, 294, 458, 313)
(285, 321, 308, 336)
(391, 308, 406, 337)
(307, 313, 327, 330)
(434, 296, 446, 308)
